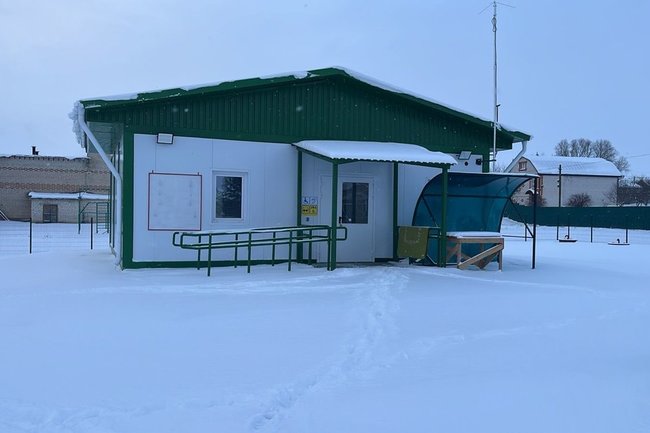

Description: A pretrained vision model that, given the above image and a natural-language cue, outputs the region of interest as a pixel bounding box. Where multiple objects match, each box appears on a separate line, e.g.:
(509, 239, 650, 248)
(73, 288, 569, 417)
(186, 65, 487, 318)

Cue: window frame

(212, 170, 248, 223)
(341, 181, 370, 224)
(518, 160, 528, 171)
(42, 203, 58, 223)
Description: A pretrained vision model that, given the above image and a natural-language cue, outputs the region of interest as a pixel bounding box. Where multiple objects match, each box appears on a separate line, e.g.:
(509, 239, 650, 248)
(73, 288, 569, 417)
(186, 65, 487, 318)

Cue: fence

(0, 219, 109, 256)
(504, 202, 650, 230)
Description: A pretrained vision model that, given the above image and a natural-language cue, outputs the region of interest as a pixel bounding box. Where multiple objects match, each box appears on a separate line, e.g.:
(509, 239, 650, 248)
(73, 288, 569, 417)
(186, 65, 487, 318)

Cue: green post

(77, 196, 82, 234)
(392, 162, 399, 259)
(296, 151, 304, 262)
(330, 162, 339, 270)
(439, 166, 449, 267)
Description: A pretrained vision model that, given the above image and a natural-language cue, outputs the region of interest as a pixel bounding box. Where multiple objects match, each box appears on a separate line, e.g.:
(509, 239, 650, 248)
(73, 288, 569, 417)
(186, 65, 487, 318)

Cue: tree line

(554, 138, 629, 173)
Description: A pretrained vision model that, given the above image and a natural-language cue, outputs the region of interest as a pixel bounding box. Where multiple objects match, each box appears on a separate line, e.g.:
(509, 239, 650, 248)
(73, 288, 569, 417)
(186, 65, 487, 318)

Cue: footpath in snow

(0, 221, 649, 433)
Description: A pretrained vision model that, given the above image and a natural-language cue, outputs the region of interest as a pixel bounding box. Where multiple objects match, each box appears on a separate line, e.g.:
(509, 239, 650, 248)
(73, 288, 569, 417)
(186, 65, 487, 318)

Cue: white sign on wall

(148, 172, 202, 231)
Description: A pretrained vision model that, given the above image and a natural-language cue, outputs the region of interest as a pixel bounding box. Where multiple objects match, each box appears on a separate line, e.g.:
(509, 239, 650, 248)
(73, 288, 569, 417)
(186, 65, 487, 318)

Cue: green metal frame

(78, 201, 110, 233)
(296, 148, 452, 270)
(172, 224, 347, 276)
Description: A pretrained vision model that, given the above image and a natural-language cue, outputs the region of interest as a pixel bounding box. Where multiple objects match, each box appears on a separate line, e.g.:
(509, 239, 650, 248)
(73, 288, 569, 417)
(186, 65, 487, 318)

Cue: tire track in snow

(248, 267, 407, 432)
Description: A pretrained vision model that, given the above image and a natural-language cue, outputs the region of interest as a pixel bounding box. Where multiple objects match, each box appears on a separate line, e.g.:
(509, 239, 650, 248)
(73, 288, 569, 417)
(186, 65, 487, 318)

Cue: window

(42, 204, 58, 223)
(341, 182, 369, 224)
(214, 173, 245, 220)
(518, 161, 528, 171)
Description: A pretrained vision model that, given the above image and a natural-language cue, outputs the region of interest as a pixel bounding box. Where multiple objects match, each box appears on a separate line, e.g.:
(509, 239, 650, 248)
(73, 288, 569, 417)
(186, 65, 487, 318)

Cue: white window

(213, 172, 247, 221)
(518, 160, 528, 171)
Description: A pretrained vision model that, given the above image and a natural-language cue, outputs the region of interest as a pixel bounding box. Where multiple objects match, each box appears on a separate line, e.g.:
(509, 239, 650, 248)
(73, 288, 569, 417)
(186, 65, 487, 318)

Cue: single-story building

(72, 67, 531, 269)
(0, 152, 110, 220)
(509, 155, 622, 207)
(28, 192, 109, 223)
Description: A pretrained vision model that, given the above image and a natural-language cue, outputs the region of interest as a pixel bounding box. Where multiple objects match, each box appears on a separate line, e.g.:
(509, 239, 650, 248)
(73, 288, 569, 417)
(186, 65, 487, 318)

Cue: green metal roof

(79, 67, 531, 143)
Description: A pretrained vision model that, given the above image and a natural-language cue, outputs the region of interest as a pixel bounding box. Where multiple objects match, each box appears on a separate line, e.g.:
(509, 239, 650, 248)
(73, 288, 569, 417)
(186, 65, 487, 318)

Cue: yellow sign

(301, 204, 318, 216)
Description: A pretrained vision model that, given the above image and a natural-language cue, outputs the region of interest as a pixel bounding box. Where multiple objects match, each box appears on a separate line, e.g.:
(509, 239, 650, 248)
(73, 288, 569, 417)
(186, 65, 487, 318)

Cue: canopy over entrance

(413, 172, 537, 265)
(294, 140, 457, 165)
(294, 140, 456, 269)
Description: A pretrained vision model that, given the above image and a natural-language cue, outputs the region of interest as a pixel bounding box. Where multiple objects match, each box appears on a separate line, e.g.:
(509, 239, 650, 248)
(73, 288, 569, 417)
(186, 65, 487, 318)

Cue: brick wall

(0, 153, 110, 220)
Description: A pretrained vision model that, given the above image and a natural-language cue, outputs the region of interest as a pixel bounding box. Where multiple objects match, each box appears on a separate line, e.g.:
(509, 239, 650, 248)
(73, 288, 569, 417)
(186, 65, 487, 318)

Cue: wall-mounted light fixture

(157, 133, 174, 144)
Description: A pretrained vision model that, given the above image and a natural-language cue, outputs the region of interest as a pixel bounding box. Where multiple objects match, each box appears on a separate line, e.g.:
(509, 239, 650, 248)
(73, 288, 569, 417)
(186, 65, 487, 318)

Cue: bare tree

(604, 184, 620, 206)
(571, 138, 593, 157)
(614, 156, 630, 173)
(615, 176, 650, 206)
(591, 139, 617, 161)
(554, 139, 571, 156)
(566, 193, 592, 207)
(554, 137, 629, 173)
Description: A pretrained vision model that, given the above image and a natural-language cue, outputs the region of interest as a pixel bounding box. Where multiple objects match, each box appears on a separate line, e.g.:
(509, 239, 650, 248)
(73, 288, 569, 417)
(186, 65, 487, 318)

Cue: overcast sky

(1, 0, 648, 175)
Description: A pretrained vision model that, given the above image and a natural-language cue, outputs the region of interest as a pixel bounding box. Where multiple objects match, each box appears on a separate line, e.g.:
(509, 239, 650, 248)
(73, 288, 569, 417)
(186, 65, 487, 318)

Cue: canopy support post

(392, 162, 399, 260)
(532, 176, 538, 269)
(330, 162, 339, 270)
(296, 151, 303, 263)
(439, 166, 449, 267)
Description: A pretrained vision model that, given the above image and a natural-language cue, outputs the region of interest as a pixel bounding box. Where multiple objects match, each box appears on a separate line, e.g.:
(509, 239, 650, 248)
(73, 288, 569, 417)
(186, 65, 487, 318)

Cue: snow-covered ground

(1, 220, 649, 433)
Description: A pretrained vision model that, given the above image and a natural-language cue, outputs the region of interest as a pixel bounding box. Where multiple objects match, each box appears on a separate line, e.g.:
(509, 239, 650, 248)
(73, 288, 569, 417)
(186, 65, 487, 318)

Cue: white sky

(1, 0, 648, 175)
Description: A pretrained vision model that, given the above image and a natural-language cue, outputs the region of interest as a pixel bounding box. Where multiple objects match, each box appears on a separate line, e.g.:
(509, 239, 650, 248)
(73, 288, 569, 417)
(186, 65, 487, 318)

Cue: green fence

(505, 203, 650, 230)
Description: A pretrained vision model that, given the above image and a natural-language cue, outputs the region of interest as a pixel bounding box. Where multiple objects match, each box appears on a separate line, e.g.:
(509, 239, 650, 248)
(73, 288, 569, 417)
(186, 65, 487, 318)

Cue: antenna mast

(492, 1, 498, 172)
(481, 1, 513, 171)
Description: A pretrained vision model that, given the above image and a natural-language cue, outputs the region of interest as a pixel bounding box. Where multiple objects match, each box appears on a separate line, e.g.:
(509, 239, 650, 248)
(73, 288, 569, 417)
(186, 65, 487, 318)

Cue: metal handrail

(172, 224, 348, 276)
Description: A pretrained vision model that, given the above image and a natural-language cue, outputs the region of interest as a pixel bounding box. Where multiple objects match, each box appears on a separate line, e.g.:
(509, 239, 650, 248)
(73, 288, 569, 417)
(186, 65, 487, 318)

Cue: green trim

(121, 130, 135, 269)
(123, 259, 302, 269)
(128, 125, 309, 146)
(439, 166, 449, 267)
(330, 162, 339, 270)
(392, 162, 399, 259)
(80, 67, 530, 142)
(296, 151, 303, 261)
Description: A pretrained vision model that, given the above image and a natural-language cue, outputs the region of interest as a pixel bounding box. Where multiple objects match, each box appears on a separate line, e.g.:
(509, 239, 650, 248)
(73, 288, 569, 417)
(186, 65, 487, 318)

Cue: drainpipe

(76, 106, 122, 266)
(504, 140, 528, 173)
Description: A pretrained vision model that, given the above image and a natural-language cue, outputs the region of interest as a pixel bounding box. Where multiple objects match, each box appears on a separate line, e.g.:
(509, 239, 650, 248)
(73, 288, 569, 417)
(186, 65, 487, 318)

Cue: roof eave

(79, 66, 532, 143)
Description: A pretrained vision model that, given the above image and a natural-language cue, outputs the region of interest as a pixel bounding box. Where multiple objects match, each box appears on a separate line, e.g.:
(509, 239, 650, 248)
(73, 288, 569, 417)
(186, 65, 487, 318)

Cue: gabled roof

(78, 67, 531, 143)
(524, 155, 622, 177)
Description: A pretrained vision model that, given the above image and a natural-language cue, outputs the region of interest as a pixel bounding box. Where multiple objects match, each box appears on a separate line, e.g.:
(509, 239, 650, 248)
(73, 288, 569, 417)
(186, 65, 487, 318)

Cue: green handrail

(172, 224, 348, 276)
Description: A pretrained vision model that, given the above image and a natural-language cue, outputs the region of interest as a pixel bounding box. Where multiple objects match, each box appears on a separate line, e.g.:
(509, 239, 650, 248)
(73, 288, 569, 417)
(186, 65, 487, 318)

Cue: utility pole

(557, 164, 563, 207)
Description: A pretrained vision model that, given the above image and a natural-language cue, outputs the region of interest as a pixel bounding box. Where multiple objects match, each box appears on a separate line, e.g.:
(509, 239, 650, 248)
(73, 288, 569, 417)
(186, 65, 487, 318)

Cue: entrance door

(42, 204, 58, 223)
(320, 176, 374, 262)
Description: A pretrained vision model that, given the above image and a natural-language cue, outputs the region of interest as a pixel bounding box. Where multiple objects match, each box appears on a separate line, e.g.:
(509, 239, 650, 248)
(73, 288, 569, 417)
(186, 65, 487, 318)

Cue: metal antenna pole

(492, 1, 498, 172)
(480, 1, 514, 171)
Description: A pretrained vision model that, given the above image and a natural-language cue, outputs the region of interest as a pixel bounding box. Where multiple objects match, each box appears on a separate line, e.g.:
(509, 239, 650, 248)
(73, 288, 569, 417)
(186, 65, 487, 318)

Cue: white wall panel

(132, 134, 296, 263)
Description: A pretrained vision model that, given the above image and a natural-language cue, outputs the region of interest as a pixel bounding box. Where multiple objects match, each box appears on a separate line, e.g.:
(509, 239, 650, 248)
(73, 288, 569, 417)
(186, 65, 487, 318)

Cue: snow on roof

(336, 67, 531, 138)
(28, 192, 109, 200)
(295, 140, 457, 165)
(0, 153, 88, 160)
(524, 156, 622, 177)
(75, 67, 531, 143)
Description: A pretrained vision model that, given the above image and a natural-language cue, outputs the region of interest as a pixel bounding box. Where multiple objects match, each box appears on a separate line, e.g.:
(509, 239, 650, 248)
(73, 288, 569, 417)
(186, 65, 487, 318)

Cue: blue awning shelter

(412, 172, 538, 267)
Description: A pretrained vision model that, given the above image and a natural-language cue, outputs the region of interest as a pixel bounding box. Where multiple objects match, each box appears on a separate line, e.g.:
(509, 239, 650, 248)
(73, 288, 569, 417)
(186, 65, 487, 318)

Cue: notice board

(148, 172, 202, 231)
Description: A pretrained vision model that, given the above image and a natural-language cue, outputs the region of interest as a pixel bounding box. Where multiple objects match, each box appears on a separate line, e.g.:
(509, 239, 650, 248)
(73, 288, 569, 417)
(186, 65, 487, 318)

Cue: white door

(320, 175, 375, 262)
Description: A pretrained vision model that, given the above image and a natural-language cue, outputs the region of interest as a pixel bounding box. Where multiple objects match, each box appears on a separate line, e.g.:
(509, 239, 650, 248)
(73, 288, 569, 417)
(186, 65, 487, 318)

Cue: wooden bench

(446, 232, 504, 270)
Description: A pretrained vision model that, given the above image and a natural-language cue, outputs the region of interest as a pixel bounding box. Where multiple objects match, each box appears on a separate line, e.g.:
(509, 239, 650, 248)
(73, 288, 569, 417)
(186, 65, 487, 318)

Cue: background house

(509, 155, 621, 207)
(27, 192, 109, 224)
(0, 151, 110, 221)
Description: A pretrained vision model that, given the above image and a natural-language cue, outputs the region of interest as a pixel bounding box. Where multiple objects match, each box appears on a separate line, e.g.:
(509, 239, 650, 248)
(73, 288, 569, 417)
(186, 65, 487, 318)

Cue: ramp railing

(172, 225, 348, 276)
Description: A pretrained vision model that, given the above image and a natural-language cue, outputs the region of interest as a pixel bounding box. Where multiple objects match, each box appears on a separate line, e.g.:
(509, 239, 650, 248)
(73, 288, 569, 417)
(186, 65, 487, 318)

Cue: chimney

(31, 146, 39, 156)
